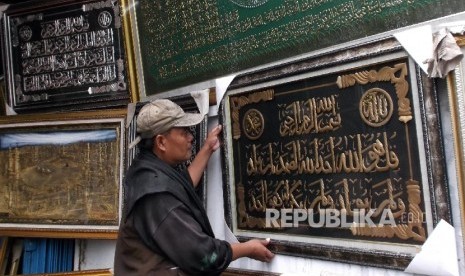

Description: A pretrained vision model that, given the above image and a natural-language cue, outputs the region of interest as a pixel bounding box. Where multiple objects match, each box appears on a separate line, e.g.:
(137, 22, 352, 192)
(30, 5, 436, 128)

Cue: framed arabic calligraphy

(2, 0, 132, 113)
(219, 37, 451, 269)
(0, 109, 126, 239)
(127, 0, 465, 95)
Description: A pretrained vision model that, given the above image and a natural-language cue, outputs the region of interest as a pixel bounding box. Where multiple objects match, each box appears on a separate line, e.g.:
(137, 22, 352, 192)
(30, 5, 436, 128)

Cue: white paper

(223, 219, 239, 243)
(190, 89, 210, 116)
(394, 25, 433, 74)
(210, 75, 236, 116)
(126, 102, 136, 127)
(404, 219, 459, 276)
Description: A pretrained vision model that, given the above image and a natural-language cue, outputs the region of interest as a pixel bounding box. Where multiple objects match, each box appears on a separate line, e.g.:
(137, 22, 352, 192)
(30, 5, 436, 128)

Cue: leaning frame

(219, 37, 451, 269)
(447, 36, 465, 254)
(0, 109, 127, 239)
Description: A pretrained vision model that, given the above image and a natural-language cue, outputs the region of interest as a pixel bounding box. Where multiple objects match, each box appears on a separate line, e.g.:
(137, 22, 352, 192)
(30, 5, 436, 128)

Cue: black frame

(2, 0, 130, 113)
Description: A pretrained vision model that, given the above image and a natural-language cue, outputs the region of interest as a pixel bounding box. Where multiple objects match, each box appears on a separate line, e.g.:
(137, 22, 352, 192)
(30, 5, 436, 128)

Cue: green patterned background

(136, 0, 465, 94)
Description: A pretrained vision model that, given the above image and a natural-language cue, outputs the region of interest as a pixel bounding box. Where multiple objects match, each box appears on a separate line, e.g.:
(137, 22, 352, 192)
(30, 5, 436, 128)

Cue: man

(114, 99, 274, 275)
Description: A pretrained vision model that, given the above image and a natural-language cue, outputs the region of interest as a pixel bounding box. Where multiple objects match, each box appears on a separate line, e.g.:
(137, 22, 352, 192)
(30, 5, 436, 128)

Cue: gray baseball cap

(136, 99, 204, 139)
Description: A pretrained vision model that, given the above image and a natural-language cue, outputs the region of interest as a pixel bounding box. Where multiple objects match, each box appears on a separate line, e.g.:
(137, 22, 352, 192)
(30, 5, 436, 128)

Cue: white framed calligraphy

(219, 37, 451, 269)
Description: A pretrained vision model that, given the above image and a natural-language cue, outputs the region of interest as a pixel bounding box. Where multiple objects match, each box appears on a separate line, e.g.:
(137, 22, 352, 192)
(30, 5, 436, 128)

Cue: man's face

(161, 127, 194, 165)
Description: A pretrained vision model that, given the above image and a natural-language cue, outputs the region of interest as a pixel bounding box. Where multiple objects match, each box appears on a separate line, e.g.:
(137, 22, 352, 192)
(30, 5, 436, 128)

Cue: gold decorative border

(335, 62, 422, 241)
(0, 109, 127, 125)
(337, 62, 412, 122)
(455, 35, 465, 47)
(230, 89, 274, 139)
(121, 0, 140, 102)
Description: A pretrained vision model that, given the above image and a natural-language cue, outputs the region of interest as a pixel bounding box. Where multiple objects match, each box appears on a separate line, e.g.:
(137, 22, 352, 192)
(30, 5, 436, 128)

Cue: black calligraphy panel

(225, 58, 427, 247)
(2, 0, 129, 113)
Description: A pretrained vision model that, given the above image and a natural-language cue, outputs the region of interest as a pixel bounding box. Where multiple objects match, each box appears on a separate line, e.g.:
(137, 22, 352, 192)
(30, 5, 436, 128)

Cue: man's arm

(188, 125, 222, 187)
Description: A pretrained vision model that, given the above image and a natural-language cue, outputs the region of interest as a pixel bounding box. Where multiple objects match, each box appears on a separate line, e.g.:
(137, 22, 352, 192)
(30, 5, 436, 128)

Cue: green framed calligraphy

(131, 0, 465, 94)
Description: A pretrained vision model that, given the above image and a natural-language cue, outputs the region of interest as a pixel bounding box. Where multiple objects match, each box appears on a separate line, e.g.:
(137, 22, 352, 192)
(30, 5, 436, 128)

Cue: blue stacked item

(21, 238, 74, 274)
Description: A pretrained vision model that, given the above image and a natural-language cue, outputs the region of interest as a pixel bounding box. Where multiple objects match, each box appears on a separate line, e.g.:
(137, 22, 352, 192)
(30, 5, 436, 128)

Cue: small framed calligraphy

(0, 109, 127, 239)
(2, 0, 133, 113)
(219, 38, 451, 269)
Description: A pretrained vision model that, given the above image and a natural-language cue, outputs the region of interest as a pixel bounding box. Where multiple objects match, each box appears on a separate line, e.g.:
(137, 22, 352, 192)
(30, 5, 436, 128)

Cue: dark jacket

(114, 149, 232, 275)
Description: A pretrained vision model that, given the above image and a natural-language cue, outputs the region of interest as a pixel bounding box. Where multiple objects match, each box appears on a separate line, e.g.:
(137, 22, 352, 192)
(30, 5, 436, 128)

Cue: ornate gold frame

(121, 0, 140, 102)
(0, 109, 127, 239)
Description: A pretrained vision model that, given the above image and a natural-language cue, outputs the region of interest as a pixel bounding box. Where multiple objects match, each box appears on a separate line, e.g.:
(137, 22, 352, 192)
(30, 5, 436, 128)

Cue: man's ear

(154, 135, 166, 151)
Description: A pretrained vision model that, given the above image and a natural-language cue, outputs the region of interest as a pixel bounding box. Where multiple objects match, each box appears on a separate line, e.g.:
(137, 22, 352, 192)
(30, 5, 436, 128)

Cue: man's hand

(204, 125, 222, 152)
(243, 239, 275, 262)
(230, 239, 275, 263)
